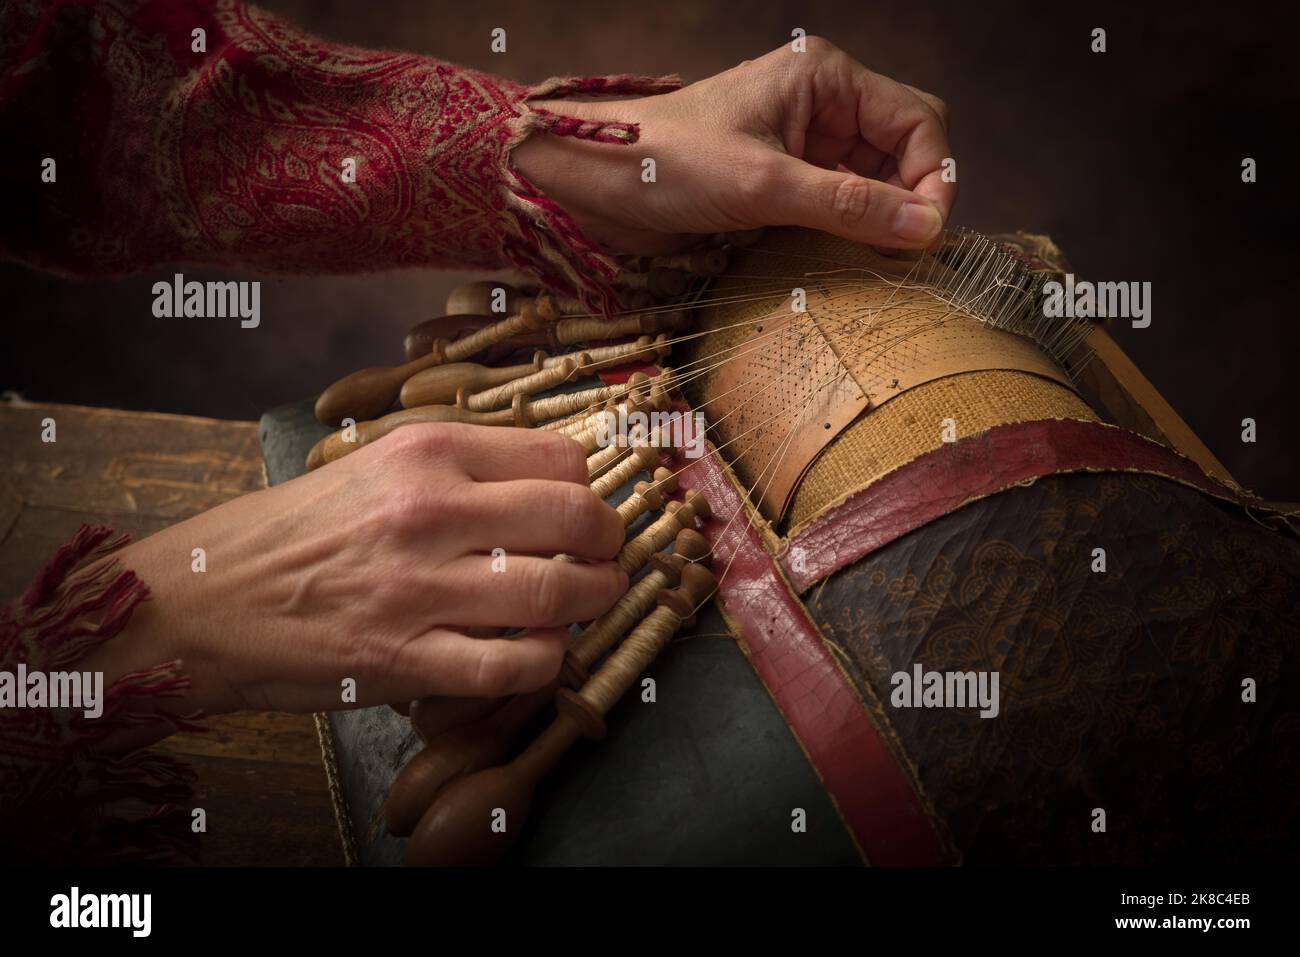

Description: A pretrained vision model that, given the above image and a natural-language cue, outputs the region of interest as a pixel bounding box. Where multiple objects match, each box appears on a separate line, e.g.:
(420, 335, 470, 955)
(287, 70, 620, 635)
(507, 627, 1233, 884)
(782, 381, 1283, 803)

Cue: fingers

(759, 152, 944, 248)
(848, 70, 956, 221)
(376, 422, 589, 485)
(902, 83, 949, 131)
(390, 627, 571, 699)
(456, 479, 625, 559)
(461, 428, 590, 484)
(434, 554, 628, 628)
(784, 41, 954, 225)
(838, 140, 892, 181)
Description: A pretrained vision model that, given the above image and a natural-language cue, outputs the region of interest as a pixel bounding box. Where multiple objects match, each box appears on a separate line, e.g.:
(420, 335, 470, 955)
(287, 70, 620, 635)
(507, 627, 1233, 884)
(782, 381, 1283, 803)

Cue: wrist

(76, 535, 229, 715)
(512, 98, 658, 246)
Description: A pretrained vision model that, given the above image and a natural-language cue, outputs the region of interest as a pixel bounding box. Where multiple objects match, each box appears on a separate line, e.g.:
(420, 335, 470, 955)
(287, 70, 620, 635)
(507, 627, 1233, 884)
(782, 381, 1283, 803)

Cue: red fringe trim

(1, 523, 203, 865)
(504, 72, 684, 317)
(528, 108, 640, 145)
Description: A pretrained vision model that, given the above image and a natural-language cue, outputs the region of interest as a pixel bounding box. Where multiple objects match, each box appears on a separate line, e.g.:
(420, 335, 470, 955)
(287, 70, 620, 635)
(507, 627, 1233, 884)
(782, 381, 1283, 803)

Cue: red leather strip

(672, 448, 951, 866)
(783, 418, 1258, 594)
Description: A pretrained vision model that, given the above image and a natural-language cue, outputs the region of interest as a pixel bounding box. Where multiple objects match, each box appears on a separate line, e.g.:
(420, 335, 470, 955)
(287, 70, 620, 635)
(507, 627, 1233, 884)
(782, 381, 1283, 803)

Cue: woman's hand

(513, 38, 954, 255)
(79, 424, 627, 717)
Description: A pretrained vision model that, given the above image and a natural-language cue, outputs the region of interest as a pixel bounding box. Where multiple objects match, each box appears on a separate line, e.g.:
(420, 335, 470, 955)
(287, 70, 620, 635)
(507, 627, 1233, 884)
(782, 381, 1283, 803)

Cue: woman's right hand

(78, 424, 628, 717)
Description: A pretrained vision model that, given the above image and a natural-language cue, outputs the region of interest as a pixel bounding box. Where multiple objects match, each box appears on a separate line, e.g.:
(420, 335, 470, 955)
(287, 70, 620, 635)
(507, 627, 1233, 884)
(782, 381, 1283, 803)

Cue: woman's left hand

(513, 38, 954, 255)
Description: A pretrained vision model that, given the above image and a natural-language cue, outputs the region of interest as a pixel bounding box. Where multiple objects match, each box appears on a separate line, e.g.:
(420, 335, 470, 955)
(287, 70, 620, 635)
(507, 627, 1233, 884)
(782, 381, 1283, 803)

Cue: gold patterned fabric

(787, 370, 1098, 531)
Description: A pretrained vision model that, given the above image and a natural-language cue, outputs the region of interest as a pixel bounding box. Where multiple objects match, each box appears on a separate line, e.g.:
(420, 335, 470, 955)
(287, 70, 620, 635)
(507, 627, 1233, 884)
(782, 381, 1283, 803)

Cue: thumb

(756, 153, 945, 248)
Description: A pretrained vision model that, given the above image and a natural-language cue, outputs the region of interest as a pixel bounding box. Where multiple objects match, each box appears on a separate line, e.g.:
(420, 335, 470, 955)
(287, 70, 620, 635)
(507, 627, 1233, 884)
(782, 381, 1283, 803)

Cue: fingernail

(893, 203, 942, 243)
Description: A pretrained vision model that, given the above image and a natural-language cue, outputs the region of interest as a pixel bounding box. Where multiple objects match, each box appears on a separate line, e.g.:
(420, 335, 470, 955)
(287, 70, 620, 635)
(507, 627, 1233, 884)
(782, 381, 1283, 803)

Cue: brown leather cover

(672, 416, 1298, 863)
(781, 418, 1267, 594)
(805, 469, 1300, 863)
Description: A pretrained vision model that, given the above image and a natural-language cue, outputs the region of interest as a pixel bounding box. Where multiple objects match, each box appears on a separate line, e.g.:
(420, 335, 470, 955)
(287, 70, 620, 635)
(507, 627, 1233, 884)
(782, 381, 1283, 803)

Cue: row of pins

(921, 227, 1094, 377)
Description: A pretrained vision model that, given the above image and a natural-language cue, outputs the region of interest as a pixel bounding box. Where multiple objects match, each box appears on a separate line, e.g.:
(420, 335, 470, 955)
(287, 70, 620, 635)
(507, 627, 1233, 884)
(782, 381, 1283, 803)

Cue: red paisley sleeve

(0, 0, 680, 314)
(0, 1, 682, 861)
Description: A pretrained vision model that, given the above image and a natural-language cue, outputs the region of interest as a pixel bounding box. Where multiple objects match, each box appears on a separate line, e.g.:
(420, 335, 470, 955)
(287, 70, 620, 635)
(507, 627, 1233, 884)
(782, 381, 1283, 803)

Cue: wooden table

(1, 400, 344, 866)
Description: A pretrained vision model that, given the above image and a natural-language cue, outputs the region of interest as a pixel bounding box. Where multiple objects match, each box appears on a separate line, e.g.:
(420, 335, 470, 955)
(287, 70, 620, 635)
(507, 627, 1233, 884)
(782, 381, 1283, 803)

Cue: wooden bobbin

(579, 334, 672, 371)
(552, 394, 628, 438)
(535, 336, 667, 372)
(543, 358, 672, 436)
(641, 248, 729, 277)
(615, 476, 665, 529)
(385, 527, 709, 838)
(586, 441, 628, 480)
(314, 302, 550, 427)
(566, 527, 710, 675)
(387, 525, 709, 836)
(535, 294, 587, 319)
(592, 412, 678, 488)
(516, 372, 650, 438)
(527, 390, 634, 447)
(530, 368, 670, 431)
(403, 314, 546, 364)
(402, 703, 590, 866)
(306, 404, 517, 470)
(590, 443, 662, 500)
(385, 678, 565, 838)
(562, 376, 658, 456)
(314, 347, 449, 428)
(552, 310, 685, 346)
(568, 372, 671, 452)
(439, 300, 551, 366)
(400, 340, 646, 413)
(402, 564, 718, 867)
(615, 267, 688, 298)
(460, 355, 585, 412)
(536, 290, 658, 322)
(575, 562, 717, 715)
(399, 354, 546, 409)
(615, 466, 679, 528)
(578, 376, 666, 475)
(444, 281, 528, 317)
(409, 694, 505, 746)
(616, 486, 709, 575)
(308, 368, 669, 470)
(460, 337, 668, 411)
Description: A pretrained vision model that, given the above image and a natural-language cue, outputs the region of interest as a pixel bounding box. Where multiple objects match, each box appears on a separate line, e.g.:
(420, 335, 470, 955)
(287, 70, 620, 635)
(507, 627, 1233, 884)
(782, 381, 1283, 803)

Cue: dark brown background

(3, 0, 1295, 497)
